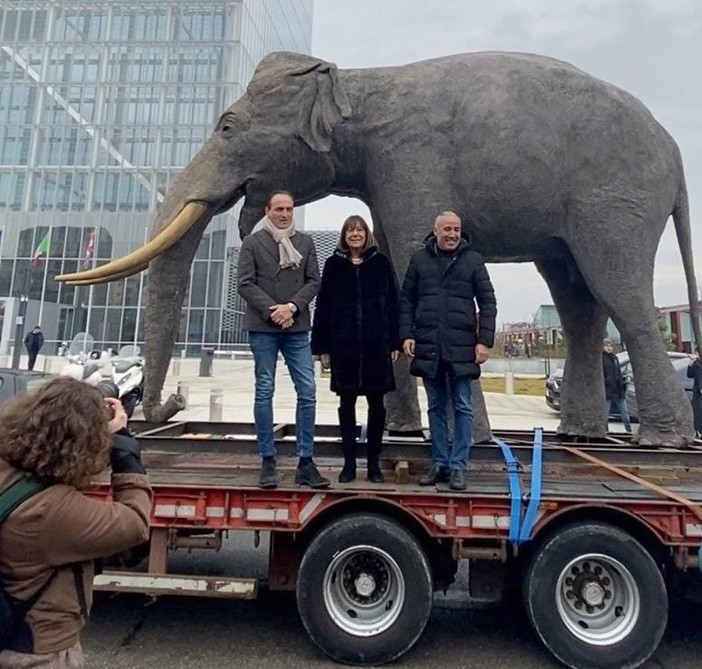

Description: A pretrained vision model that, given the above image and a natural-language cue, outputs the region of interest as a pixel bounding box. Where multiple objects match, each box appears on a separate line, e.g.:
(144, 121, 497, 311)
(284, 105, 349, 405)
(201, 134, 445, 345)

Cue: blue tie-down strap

(519, 427, 544, 543)
(493, 437, 523, 544)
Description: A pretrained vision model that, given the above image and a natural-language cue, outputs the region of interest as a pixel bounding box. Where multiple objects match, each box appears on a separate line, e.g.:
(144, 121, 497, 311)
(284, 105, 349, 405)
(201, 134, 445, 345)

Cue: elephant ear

(293, 61, 352, 153)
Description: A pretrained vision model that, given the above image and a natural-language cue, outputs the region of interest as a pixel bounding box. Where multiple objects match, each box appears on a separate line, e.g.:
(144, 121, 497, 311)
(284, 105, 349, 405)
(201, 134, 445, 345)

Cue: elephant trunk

(142, 208, 214, 422)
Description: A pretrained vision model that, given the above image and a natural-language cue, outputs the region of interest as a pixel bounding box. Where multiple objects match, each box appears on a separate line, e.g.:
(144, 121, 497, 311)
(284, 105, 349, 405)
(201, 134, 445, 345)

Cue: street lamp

(11, 292, 29, 369)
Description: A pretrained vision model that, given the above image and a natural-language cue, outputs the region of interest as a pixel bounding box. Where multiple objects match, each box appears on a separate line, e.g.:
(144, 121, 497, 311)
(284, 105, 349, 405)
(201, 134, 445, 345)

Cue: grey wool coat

(237, 228, 321, 332)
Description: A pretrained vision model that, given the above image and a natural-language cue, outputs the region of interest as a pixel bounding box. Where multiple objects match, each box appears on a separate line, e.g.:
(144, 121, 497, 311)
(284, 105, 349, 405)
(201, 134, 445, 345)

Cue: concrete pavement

(135, 356, 632, 435)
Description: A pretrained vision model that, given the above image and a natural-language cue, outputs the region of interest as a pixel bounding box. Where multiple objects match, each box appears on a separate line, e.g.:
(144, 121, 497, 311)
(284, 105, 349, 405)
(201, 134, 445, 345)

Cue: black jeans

(26, 350, 38, 371)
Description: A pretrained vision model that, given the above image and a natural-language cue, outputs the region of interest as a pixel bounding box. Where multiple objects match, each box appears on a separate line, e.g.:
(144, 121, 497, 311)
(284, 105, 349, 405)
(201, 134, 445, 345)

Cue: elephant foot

(386, 419, 423, 433)
(473, 423, 493, 444)
(556, 417, 607, 441)
(144, 393, 187, 423)
(631, 428, 693, 449)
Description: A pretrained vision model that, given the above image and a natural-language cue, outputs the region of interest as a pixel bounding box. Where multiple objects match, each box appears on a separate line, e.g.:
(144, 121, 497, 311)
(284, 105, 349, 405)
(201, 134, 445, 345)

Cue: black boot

(366, 400, 386, 483)
(338, 404, 357, 483)
(258, 457, 278, 489)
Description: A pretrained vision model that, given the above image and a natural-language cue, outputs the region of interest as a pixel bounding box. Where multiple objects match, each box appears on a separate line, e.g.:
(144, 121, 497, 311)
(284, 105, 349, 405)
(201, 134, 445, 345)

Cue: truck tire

(523, 522, 667, 669)
(296, 513, 432, 665)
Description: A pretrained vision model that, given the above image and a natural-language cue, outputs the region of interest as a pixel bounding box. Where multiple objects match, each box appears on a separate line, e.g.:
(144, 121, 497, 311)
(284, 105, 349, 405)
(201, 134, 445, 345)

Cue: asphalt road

(81, 538, 702, 669)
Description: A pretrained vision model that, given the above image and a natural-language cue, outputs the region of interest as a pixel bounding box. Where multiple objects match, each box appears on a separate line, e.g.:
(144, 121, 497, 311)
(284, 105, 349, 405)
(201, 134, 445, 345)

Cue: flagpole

(133, 226, 148, 347)
(84, 227, 99, 353)
(38, 225, 52, 326)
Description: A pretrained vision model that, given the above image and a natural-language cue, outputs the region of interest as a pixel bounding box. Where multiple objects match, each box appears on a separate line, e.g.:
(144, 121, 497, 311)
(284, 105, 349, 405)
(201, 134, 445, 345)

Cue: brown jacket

(0, 458, 152, 653)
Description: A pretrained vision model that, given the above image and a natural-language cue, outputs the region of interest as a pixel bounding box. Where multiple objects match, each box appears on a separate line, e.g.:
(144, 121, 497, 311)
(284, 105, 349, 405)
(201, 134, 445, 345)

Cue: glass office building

(0, 0, 313, 354)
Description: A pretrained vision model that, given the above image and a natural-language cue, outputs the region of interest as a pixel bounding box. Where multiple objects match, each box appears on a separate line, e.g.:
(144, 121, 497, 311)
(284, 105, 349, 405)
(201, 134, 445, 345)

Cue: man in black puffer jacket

(400, 211, 497, 490)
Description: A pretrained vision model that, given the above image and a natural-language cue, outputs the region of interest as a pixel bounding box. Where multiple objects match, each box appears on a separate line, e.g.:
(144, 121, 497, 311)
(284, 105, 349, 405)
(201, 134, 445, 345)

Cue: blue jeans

(423, 368, 473, 470)
(606, 396, 632, 432)
(249, 331, 316, 458)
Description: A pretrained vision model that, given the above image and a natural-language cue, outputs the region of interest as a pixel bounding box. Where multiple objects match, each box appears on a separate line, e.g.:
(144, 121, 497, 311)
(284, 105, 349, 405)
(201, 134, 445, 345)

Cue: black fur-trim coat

(311, 247, 400, 395)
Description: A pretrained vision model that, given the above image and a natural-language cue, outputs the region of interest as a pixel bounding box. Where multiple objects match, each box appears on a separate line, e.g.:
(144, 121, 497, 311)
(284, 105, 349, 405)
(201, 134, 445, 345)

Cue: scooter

(59, 333, 103, 385)
(109, 345, 144, 418)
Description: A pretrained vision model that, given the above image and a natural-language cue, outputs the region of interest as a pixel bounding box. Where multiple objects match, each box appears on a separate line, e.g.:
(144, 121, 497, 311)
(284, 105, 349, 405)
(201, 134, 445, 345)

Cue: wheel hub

(355, 573, 376, 598)
(323, 544, 407, 637)
(581, 580, 606, 607)
(556, 553, 641, 646)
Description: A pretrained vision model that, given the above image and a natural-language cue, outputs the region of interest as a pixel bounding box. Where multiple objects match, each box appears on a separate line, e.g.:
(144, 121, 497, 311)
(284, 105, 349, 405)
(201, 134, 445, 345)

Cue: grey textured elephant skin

(67, 50, 700, 446)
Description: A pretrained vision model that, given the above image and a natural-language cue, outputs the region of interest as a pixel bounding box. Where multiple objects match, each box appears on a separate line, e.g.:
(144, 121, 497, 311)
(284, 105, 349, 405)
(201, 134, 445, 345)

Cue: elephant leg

(536, 257, 609, 438)
(565, 218, 693, 447)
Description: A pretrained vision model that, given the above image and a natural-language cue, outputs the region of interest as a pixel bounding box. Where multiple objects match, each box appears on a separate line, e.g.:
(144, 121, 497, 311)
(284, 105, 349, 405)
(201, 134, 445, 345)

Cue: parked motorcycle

(109, 345, 144, 418)
(59, 333, 103, 385)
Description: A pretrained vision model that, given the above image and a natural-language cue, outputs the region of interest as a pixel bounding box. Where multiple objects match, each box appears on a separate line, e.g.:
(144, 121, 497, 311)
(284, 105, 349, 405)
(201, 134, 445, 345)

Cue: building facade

(0, 0, 313, 354)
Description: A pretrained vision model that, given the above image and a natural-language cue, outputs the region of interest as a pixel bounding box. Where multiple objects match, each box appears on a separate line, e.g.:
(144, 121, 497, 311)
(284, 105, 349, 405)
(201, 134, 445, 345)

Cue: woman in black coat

(687, 354, 702, 438)
(311, 215, 400, 483)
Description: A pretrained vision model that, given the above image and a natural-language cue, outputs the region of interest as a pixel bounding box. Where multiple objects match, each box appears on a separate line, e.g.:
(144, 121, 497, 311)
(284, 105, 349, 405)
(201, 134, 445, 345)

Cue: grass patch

(480, 376, 546, 396)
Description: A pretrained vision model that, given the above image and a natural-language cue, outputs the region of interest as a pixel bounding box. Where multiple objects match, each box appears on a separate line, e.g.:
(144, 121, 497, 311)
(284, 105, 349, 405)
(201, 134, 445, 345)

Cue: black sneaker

(296, 461, 331, 488)
(419, 464, 450, 486)
(258, 458, 278, 489)
(449, 469, 467, 491)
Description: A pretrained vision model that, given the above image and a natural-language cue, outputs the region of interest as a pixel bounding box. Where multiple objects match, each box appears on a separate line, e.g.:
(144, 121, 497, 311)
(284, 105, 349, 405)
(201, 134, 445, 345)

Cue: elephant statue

(57, 50, 701, 446)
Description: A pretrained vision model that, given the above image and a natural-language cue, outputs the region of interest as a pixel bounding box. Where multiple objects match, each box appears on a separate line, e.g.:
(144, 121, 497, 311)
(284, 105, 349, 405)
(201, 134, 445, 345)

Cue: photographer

(0, 377, 152, 668)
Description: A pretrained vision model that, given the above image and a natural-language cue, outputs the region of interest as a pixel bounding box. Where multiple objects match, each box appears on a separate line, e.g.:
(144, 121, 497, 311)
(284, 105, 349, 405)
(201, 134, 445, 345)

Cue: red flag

(82, 229, 96, 269)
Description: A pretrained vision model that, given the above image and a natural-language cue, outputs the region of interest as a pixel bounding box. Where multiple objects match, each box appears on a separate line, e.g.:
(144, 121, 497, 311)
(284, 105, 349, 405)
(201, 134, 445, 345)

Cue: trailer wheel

(523, 522, 667, 669)
(296, 513, 432, 665)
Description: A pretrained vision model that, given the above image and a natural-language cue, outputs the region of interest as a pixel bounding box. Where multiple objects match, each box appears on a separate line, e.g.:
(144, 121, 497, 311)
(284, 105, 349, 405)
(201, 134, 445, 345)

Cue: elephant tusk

(54, 201, 208, 284)
(64, 263, 150, 286)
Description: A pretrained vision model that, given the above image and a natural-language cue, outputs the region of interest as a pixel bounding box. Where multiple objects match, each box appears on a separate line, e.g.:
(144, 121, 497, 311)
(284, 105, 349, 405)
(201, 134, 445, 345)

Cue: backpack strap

(0, 477, 47, 523)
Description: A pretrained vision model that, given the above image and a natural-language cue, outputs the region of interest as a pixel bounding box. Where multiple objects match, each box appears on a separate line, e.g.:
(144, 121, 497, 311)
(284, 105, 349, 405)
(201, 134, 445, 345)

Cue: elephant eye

(221, 124, 231, 132)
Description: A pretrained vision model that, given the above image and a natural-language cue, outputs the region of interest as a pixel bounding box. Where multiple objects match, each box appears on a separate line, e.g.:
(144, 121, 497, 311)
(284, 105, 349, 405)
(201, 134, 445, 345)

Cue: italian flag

(31, 231, 51, 267)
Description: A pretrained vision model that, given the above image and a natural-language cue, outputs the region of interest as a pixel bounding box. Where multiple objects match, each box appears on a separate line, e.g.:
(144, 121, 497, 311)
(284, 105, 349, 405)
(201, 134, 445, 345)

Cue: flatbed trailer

(90, 422, 702, 669)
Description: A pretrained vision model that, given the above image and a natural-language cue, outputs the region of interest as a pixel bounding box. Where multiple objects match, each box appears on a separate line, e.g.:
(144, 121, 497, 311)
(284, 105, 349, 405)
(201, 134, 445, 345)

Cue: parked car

(545, 351, 689, 413)
(625, 356, 694, 421)
(0, 368, 54, 406)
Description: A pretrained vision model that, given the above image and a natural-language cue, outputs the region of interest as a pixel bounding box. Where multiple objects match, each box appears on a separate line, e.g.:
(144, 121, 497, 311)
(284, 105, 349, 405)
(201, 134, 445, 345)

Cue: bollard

(505, 371, 515, 395)
(172, 357, 181, 376)
(209, 388, 223, 422)
(176, 380, 189, 406)
(43, 356, 51, 372)
(199, 347, 215, 377)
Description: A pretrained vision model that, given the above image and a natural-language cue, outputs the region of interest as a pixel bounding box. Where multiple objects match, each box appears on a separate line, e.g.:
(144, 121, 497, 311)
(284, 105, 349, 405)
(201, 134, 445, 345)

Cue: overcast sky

(301, 0, 702, 326)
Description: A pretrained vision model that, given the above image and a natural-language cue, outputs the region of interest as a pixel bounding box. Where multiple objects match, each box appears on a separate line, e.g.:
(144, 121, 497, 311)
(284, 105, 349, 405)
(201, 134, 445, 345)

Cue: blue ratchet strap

(493, 437, 523, 544)
(518, 427, 544, 543)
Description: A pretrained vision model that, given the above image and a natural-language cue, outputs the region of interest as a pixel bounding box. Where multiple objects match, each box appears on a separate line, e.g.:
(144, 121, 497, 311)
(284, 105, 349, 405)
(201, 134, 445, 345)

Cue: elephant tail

(673, 175, 702, 354)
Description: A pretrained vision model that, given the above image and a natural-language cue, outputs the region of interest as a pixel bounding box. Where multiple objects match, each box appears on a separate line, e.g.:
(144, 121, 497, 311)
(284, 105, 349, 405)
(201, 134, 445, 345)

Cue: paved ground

(124, 356, 631, 435)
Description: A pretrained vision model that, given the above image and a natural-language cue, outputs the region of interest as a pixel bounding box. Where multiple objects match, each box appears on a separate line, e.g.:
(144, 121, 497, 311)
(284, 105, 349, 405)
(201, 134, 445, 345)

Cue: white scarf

(263, 217, 303, 269)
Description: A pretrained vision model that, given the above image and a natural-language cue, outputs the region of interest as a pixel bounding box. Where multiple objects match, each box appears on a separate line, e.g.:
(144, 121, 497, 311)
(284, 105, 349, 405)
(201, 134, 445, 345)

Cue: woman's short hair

(0, 377, 112, 488)
(338, 215, 376, 252)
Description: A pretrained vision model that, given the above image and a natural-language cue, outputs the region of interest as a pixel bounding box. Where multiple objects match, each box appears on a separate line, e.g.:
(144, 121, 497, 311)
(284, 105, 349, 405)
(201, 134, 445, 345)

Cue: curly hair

(0, 377, 112, 488)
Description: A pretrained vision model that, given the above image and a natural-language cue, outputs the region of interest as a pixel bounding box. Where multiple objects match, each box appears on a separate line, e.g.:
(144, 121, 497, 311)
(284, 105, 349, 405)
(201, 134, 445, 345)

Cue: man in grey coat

(237, 191, 329, 489)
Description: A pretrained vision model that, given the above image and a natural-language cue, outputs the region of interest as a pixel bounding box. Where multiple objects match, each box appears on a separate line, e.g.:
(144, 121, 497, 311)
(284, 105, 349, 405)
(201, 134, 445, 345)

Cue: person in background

(237, 190, 329, 490)
(687, 353, 702, 439)
(399, 211, 497, 491)
(24, 325, 44, 371)
(0, 377, 152, 668)
(312, 215, 400, 483)
(602, 338, 632, 433)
